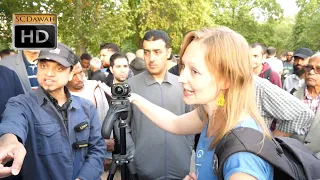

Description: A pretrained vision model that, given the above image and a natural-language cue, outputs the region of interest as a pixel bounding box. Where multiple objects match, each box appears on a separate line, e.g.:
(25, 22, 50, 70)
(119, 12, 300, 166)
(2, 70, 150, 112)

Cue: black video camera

(110, 83, 131, 106)
(111, 83, 131, 98)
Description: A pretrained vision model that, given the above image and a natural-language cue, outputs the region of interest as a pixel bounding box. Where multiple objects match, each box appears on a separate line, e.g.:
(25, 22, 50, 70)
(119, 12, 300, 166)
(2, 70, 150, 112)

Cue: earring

(217, 94, 225, 106)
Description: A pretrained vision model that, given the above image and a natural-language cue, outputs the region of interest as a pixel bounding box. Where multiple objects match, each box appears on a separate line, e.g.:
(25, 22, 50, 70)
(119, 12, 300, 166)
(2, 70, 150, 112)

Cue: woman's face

(178, 41, 218, 106)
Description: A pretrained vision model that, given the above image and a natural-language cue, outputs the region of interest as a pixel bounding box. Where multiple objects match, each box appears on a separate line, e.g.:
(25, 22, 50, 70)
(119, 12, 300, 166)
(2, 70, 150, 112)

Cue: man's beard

(293, 65, 305, 77)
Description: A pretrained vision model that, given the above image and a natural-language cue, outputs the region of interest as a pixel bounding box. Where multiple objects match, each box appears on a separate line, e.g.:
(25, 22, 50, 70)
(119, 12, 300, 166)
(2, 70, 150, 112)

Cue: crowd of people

(0, 26, 319, 180)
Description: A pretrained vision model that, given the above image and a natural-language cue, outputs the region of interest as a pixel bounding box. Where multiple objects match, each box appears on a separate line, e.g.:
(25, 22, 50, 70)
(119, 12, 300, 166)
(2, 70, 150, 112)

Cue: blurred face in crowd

(110, 58, 129, 83)
(143, 39, 171, 78)
(286, 52, 293, 61)
(24, 50, 41, 62)
(179, 40, 217, 106)
(81, 59, 90, 69)
(293, 56, 309, 76)
(37, 60, 71, 93)
(26, 50, 41, 53)
(250, 46, 264, 69)
(136, 49, 144, 59)
(279, 54, 286, 61)
(305, 56, 320, 87)
(100, 49, 115, 68)
(67, 62, 85, 91)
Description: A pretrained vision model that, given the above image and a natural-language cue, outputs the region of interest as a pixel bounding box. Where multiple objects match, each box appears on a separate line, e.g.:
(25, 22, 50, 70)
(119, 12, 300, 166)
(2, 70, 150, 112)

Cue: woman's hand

(128, 93, 140, 103)
(183, 172, 197, 180)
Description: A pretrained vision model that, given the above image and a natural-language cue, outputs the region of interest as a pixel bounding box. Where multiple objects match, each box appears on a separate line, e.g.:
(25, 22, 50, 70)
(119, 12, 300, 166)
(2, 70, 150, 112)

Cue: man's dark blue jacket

(0, 65, 24, 121)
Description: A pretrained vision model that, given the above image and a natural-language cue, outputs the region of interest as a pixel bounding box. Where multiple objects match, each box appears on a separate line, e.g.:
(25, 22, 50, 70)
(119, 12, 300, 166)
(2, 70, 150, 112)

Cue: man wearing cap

(0, 43, 106, 180)
(283, 48, 313, 93)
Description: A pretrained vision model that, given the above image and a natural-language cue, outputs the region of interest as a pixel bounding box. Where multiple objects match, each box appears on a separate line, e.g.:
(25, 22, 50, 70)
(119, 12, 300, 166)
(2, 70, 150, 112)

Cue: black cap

(36, 43, 75, 67)
(294, 48, 313, 59)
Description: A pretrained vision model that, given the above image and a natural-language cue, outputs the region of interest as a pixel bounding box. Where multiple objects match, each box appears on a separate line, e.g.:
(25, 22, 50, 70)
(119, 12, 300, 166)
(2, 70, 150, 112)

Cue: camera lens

(111, 83, 131, 97)
(115, 86, 124, 95)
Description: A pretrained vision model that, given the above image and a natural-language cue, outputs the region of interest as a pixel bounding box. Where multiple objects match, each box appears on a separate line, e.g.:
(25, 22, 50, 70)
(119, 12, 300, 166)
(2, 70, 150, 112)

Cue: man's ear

(167, 48, 172, 59)
(68, 71, 74, 81)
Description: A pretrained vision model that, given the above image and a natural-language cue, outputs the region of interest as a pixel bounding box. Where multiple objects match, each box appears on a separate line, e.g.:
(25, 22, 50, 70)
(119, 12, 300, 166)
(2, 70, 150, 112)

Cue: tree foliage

(0, 0, 305, 56)
(291, 0, 320, 51)
(211, 0, 284, 46)
(126, 0, 214, 53)
(0, 0, 45, 49)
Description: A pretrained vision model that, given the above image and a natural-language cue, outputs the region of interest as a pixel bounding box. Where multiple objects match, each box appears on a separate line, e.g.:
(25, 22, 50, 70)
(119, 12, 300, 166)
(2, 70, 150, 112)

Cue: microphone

(290, 88, 297, 95)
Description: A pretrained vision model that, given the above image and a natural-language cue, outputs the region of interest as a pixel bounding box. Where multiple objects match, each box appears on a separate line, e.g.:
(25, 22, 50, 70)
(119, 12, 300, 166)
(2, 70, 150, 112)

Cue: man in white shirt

(66, 62, 114, 171)
(265, 46, 283, 75)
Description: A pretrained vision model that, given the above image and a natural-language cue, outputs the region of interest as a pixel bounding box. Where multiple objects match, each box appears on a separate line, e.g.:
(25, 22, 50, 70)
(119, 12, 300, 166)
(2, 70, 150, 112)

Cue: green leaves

(290, 0, 320, 51)
(1, 0, 312, 56)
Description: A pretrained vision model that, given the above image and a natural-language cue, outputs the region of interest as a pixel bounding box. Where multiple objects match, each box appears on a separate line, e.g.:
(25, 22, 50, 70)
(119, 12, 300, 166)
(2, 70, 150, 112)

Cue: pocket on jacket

(35, 122, 62, 155)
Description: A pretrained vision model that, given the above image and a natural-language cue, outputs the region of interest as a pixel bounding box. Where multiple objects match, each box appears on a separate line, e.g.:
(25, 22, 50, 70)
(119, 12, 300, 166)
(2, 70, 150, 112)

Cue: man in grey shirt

(127, 30, 193, 180)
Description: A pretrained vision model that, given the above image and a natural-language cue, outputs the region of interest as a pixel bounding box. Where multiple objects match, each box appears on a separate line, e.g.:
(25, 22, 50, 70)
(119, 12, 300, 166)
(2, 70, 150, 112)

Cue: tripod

(107, 116, 138, 180)
(101, 98, 139, 180)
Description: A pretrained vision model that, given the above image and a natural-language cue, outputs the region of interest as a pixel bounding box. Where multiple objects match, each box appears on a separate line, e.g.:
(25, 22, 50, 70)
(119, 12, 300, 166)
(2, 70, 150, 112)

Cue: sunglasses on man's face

(303, 64, 320, 74)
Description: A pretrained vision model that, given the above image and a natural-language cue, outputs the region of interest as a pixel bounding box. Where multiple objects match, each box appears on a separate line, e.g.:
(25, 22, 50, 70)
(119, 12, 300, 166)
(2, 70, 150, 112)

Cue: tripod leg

(126, 161, 139, 180)
(121, 164, 128, 180)
(107, 160, 118, 180)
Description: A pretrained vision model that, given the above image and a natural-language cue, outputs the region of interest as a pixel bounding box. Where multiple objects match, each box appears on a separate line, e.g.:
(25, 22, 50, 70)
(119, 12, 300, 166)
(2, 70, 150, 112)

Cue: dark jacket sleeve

(0, 96, 29, 143)
(77, 106, 106, 180)
(270, 71, 282, 88)
(12, 70, 24, 96)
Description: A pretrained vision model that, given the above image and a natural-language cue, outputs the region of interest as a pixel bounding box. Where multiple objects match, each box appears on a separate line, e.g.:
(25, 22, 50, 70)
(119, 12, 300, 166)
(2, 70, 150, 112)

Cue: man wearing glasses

(283, 48, 313, 93)
(291, 52, 320, 159)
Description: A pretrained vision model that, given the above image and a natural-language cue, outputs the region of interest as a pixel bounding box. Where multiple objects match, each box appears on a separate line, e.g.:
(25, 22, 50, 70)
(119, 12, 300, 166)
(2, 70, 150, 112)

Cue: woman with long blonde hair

(129, 27, 274, 180)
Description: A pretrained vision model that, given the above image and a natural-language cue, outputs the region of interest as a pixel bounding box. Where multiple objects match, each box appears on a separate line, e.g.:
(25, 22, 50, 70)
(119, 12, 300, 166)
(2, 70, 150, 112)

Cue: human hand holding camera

(128, 93, 140, 103)
(105, 138, 115, 151)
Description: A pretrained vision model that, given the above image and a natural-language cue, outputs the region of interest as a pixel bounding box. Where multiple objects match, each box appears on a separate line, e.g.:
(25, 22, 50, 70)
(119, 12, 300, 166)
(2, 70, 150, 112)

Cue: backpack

(264, 68, 272, 81)
(214, 127, 320, 180)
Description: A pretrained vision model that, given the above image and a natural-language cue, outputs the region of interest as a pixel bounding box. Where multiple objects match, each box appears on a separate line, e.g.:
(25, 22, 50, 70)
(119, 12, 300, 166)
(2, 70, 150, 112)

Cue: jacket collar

(36, 86, 81, 110)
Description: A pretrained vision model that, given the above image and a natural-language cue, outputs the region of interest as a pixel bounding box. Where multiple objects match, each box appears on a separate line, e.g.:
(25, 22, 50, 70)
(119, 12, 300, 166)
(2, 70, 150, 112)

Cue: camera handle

(102, 100, 130, 139)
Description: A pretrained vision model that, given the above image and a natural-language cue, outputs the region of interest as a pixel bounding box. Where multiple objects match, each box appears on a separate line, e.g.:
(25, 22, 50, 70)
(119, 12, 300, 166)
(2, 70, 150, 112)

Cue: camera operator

(104, 52, 130, 103)
(0, 43, 106, 180)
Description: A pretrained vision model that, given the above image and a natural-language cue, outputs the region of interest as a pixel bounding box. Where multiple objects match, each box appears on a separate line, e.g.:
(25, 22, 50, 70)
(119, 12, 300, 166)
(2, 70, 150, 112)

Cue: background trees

(1, 0, 318, 55)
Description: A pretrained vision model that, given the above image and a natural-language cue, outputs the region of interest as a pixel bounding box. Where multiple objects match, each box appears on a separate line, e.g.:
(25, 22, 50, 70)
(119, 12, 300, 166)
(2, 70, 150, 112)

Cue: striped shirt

(22, 53, 38, 89)
(304, 88, 320, 114)
(254, 76, 314, 135)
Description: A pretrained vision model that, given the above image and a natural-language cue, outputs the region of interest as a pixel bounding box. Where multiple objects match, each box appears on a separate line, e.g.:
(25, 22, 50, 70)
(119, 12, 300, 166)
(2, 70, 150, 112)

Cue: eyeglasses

(303, 64, 320, 74)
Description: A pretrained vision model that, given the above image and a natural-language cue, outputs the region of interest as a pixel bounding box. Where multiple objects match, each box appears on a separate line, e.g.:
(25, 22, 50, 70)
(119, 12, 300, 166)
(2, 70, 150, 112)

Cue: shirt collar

(144, 71, 175, 86)
(304, 87, 320, 100)
(36, 86, 80, 109)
